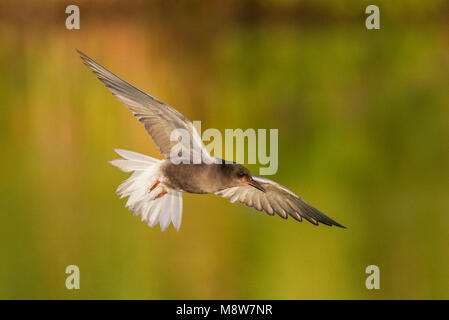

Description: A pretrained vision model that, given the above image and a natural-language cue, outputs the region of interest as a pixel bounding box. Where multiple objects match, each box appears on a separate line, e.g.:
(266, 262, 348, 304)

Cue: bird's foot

(156, 189, 168, 199)
(148, 180, 168, 200)
(150, 180, 160, 191)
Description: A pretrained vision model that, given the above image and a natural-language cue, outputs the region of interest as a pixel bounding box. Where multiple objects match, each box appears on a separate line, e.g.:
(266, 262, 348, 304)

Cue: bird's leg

(148, 181, 168, 200)
(150, 180, 160, 191)
(149, 179, 168, 199)
(156, 189, 168, 199)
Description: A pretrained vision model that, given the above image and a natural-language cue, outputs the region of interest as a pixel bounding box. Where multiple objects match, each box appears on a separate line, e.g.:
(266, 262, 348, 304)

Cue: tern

(78, 50, 345, 231)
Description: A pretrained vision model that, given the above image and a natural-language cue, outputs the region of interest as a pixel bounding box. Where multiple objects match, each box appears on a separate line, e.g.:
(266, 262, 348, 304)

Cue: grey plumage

(78, 50, 346, 230)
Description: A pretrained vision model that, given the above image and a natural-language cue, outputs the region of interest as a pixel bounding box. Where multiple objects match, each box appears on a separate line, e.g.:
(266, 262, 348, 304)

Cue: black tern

(78, 50, 345, 231)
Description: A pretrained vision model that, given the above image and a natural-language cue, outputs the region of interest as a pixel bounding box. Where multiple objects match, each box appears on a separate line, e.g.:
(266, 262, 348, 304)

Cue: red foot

(156, 190, 168, 199)
(150, 180, 160, 191)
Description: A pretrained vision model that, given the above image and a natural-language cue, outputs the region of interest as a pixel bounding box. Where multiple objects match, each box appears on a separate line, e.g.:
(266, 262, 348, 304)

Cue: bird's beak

(242, 177, 266, 192)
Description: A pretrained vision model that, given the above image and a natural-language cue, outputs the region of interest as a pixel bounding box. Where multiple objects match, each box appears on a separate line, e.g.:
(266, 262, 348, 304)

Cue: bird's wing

(78, 50, 212, 162)
(215, 175, 345, 228)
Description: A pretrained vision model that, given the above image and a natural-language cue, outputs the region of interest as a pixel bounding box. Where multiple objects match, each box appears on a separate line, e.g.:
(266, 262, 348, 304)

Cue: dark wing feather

(215, 176, 345, 228)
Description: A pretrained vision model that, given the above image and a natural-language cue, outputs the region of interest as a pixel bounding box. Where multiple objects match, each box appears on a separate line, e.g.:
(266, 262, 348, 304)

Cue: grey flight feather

(216, 175, 346, 228)
(77, 49, 208, 160)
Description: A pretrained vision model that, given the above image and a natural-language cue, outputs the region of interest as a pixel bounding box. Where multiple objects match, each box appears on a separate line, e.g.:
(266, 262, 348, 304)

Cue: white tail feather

(109, 149, 183, 231)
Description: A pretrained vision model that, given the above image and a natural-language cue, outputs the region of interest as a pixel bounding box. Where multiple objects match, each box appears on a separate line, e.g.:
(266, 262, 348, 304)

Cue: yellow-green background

(1, 0, 448, 299)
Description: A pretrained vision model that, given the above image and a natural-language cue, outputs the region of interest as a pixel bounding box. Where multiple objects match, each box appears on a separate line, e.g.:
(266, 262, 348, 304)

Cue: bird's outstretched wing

(77, 50, 211, 162)
(215, 176, 345, 228)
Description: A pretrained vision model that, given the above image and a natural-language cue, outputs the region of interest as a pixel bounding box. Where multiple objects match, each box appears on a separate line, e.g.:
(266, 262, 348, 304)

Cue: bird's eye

(238, 172, 245, 178)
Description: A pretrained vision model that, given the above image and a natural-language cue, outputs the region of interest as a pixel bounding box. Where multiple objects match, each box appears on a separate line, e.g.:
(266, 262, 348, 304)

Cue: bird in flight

(78, 50, 345, 231)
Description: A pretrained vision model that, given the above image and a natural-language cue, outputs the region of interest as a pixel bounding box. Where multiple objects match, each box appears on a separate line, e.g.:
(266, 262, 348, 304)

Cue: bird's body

(162, 161, 229, 194)
(78, 50, 345, 231)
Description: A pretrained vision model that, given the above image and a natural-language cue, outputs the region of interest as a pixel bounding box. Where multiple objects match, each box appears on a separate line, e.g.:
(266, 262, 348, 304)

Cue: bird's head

(230, 164, 266, 192)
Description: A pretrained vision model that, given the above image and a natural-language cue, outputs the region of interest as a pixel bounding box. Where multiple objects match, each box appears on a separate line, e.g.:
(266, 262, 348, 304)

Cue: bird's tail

(109, 149, 183, 231)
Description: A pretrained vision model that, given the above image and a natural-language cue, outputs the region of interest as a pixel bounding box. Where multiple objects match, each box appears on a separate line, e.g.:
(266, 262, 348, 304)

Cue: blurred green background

(0, 0, 448, 299)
